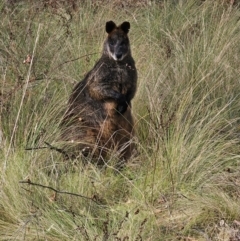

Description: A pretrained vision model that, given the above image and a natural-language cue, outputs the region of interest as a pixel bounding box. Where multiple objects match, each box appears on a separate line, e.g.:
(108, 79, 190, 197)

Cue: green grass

(1, 0, 240, 240)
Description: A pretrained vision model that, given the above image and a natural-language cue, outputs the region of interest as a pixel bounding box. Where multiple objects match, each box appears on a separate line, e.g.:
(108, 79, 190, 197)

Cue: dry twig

(19, 179, 100, 204)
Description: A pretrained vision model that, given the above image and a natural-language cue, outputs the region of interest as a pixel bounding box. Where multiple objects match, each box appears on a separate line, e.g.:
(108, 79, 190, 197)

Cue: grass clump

(1, 0, 240, 240)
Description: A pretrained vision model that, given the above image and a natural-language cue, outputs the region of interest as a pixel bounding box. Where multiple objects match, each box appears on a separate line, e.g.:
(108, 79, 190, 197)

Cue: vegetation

(1, 0, 240, 240)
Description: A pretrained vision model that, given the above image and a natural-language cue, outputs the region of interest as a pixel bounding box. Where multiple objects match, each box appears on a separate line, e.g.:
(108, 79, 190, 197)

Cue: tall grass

(1, 0, 240, 240)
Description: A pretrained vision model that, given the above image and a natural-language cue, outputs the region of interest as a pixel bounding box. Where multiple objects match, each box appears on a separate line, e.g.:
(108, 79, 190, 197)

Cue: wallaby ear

(120, 21, 130, 34)
(106, 21, 116, 34)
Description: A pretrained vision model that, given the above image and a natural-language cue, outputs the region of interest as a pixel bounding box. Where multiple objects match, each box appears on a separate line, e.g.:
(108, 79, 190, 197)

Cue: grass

(1, 0, 240, 240)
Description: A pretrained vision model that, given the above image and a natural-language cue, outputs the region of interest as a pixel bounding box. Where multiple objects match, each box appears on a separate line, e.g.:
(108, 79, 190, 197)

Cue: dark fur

(61, 21, 137, 162)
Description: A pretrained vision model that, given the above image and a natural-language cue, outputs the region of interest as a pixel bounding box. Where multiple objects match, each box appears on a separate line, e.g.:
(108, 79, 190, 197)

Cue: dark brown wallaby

(61, 21, 137, 163)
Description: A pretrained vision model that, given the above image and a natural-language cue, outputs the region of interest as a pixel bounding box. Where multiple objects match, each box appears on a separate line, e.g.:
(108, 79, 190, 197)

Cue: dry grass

(1, 0, 240, 240)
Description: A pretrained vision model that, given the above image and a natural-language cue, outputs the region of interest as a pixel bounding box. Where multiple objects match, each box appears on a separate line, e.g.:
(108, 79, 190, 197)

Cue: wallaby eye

(109, 39, 115, 46)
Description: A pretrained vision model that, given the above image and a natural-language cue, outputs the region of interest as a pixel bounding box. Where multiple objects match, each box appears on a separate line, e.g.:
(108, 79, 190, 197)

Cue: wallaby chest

(108, 63, 135, 93)
(89, 59, 136, 95)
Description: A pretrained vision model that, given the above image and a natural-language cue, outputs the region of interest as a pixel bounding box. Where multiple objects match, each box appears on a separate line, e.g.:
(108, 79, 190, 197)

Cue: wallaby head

(104, 21, 131, 61)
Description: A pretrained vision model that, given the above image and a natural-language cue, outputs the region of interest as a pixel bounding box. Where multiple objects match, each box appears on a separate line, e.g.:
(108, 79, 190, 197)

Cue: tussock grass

(1, 0, 240, 240)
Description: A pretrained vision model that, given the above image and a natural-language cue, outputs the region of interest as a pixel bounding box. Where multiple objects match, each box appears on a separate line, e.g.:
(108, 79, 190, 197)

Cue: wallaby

(61, 20, 137, 163)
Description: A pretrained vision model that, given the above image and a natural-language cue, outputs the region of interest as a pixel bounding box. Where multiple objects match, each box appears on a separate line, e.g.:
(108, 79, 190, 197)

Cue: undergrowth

(1, 0, 240, 240)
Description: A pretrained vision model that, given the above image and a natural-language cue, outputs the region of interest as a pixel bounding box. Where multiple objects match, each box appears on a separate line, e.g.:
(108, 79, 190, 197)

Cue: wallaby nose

(116, 53, 122, 60)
